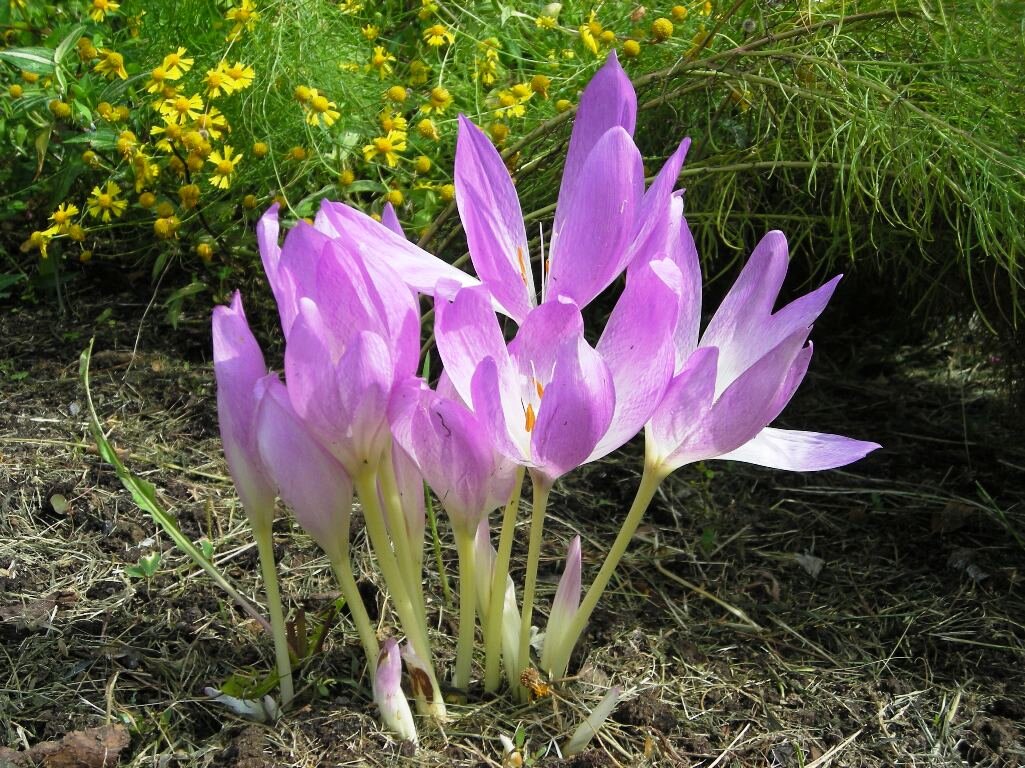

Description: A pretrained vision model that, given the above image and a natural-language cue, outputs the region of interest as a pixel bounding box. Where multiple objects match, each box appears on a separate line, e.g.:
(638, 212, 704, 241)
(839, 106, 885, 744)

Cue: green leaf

(0, 47, 56, 74)
(54, 24, 88, 66)
(79, 340, 270, 633)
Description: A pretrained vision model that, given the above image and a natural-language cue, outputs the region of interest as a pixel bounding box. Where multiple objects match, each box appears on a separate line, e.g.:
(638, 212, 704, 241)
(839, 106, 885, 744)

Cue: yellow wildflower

(371, 46, 395, 79)
(307, 92, 340, 127)
(579, 26, 598, 56)
(408, 60, 430, 86)
(114, 105, 131, 122)
(385, 85, 408, 103)
(160, 93, 204, 125)
(155, 201, 175, 218)
(145, 66, 172, 93)
(94, 49, 127, 80)
(196, 242, 214, 263)
(203, 63, 235, 98)
(77, 38, 98, 61)
(338, 169, 355, 186)
(671, 5, 688, 20)
(439, 183, 455, 202)
(151, 118, 184, 152)
(243, 194, 259, 209)
(154, 216, 180, 239)
(294, 84, 313, 104)
(423, 23, 454, 46)
(89, 0, 120, 22)
(252, 141, 269, 158)
(20, 70, 38, 84)
(138, 191, 157, 209)
(361, 24, 379, 41)
(69, 224, 87, 242)
(622, 39, 641, 58)
(489, 122, 509, 144)
(416, 118, 439, 140)
(421, 86, 452, 114)
(81, 149, 100, 168)
(600, 29, 616, 45)
(363, 130, 406, 167)
(536, 15, 557, 29)
(208, 145, 242, 188)
(115, 129, 137, 158)
(339, 0, 363, 13)
(385, 188, 404, 206)
(413, 155, 431, 174)
(49, 203, 79, 234)
(8, 84, 23, 98)
(131, 151, 159, 191)
(79, 249, 93, 263)
(530, 75, 551, 98)
(555, 98, 572, 112)
(225, 62, 255, 90)
(21, 227, 60, 259)
(49, 100, 72, 119)
(651, 18, 674, 42)
(178, 183, 201, 209)
(162, 48, 194, 78)
(378, 109, 408, 133)
(701, 0, 713, 15)
(87, 181, 128, 221)
(286, 146, 307, 161)
(194, 107, 228, 140)
(226, 0, 260, 38)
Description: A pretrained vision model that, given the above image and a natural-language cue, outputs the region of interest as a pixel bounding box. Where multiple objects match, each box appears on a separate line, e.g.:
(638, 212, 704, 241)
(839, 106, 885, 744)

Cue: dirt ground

(1, 278, 1023, 767)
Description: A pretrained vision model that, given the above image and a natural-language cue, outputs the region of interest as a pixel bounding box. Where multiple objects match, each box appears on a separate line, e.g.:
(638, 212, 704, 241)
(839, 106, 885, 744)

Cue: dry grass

(1, 288, 1023, 767)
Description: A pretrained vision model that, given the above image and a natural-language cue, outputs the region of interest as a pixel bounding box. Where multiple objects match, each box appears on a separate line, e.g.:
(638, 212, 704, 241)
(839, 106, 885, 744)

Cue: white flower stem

(453, 530, 477, 690)
(546, 456, 666, 680)
(252, 520, 295, 707)
(483, 466, 525, 693)
(378, 446, 426, 627)
(354, 468, 446, 720)
(516, 471, 553, 700)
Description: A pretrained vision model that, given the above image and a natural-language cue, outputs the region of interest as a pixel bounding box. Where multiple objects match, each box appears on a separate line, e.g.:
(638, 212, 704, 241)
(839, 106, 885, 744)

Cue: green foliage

(1, 0, 1022, 329)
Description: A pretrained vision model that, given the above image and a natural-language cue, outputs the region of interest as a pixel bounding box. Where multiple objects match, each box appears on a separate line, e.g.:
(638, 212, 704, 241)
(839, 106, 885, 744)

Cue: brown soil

(1, 280, 1023, 767)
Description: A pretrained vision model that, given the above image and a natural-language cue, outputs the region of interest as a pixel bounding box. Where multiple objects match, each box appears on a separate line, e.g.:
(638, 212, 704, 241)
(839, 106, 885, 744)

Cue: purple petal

(373, 638, 417, 743)
(381, 202, 404, 236)
(285, 302, 393, 473)
(647, 346, 719, 469)
(557, 50, 636, 217)
(531, 336, 615, 482)
(549, 535, 581, 625)
(435, 284, 513, 407)
(257, 204, 295, 335)
(212, 292, 274, 519)
(508, 297, 584, 386)
(275, 221, 333, 335)
(590, 258, 679, 460)
(254, 375, 352, 560)
(470, 356, 531, 463)
(390, 441, 425, 552)
(717, 428, 881, 471)
(316, 199, 479, 296)
(547, 127, 644, 308)
(622, 139, 691, 269)
(456, 115, 534, 322)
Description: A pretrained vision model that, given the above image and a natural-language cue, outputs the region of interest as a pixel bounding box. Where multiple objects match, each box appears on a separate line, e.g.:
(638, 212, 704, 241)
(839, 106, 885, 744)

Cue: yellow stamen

(516, 246, 529, 285)
(535, 379, 545, 399)
(524, 403, 536, 433)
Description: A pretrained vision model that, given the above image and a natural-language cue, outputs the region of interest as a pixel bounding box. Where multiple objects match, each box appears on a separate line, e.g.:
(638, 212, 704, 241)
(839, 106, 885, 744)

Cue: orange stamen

(524, 403, 536, 432)
(516, 246, 528, 285)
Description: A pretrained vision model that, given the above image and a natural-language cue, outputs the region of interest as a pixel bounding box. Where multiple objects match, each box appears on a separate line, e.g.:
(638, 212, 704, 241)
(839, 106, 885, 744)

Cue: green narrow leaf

(54, 24, 88, 65)
(0, 47, 56, 74)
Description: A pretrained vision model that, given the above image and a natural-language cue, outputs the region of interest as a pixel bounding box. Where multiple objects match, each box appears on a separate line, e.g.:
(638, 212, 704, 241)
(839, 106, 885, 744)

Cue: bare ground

(1, 283, 1023, 767)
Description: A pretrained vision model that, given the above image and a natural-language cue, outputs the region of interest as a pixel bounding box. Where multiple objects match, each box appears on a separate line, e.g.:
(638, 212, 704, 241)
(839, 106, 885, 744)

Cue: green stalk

(515, 471, 552, 699)
(354, 468, 446, 719)
(483, 466, 525, 693)
(327, 550, 380, 681)
(252, 520, 295, 707)
(378, 446, 425, 623)
(545, 455, 666, 680)
(452, 530, 477, 690)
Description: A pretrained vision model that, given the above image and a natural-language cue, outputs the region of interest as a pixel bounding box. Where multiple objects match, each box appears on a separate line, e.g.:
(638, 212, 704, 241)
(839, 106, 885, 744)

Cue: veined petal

(557, 50, 636, 217)
(257, 204, 294, 335)
(547, 127, 644, 308)
(277, 221, 333, 332)
(254, 375, 352, 562)
(647, 346, 719, 471)
(508, 296, 584, 386)
(590, 258, 680, 461)
(667, 198, 703, 366)
(435, 284, 513, 407)
(717, 427, 881, 471)
(456, 115, 534, 322)
(532, 335, 615, 482)
(471, 356, 531, 463)
(212, 292, 274, 522)
(316, 199, 479, 296)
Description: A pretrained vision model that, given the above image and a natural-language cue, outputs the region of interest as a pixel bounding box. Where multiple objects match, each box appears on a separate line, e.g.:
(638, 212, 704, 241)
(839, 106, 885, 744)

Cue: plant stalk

(515, 471, 552, 699)
(252, 520, 296, 707)
(453, 530, 477, 690)
(483, 466, 525, 693)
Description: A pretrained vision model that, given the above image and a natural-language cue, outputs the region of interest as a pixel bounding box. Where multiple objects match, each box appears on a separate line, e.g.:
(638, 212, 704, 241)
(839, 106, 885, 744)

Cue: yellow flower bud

(651, 18, 674, 42)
